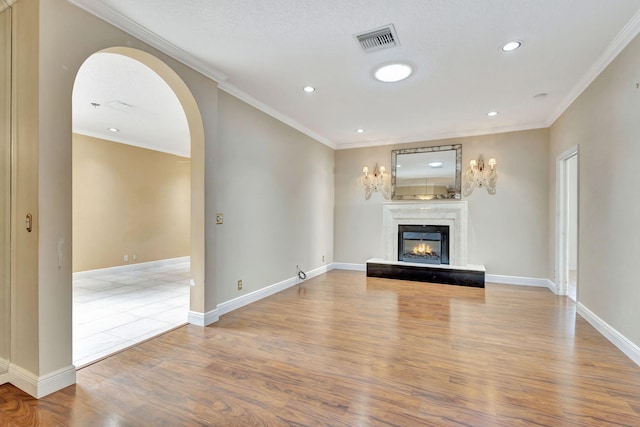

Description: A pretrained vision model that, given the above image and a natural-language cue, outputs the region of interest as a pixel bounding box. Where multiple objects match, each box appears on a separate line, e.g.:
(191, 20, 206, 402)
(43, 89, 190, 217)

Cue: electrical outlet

(124, 254, 129, 262)
(322, 255, 325, 262)
(216, 213, 223, 224)
(237, 280, 242, 290)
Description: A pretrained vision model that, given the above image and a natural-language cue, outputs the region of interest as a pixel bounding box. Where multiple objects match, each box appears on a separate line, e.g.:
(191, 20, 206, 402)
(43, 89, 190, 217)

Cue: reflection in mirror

(391, 144, 462, 200)
(0, 6, 11, 375)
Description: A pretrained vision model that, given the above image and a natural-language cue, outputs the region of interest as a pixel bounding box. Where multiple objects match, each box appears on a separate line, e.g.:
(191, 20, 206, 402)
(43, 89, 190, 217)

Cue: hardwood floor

(2, 270, 640, 426)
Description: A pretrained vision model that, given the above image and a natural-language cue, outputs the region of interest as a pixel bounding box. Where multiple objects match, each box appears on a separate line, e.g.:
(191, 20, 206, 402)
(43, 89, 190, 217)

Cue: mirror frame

(391, 144, 462, 200)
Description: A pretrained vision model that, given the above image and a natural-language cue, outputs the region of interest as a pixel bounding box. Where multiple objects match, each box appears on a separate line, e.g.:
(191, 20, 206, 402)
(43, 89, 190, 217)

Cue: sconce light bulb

(379, 166, 385, 175)
(469, 159, 477, 169)
(488, 158, 497, 169)
(362, 166, 369, 174)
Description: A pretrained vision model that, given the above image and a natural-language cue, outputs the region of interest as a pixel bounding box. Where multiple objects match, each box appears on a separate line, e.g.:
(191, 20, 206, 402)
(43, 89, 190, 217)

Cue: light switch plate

(216, 213, 223, 224)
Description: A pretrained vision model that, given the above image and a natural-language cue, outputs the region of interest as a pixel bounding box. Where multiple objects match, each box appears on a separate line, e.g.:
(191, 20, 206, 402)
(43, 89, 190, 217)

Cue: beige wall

(72, 134, 190, 272)
(0, 5, 10, 372)
(215, 92, 335, 303)
(335, 129, 550, 278)
(549, 33, 640, 346)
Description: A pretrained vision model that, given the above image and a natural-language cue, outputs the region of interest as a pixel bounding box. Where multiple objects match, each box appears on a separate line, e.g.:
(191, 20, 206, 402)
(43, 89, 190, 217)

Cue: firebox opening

(398, 225, 449, 265)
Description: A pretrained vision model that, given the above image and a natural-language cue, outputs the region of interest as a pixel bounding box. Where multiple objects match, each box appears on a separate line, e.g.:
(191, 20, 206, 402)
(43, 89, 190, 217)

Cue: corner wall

(334, 129, 550, 279)
(549, 32, 640, 352)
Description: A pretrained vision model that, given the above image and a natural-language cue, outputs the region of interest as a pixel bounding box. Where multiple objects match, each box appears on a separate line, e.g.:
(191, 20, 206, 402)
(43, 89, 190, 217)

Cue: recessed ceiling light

(501, 41, 522, 52)
(356, 128, 365, 133)
(428, 162, 444, 168)
(108, 127, 120, 132)
(303, 86, 315, 93)
(374, 63, 412, 83)
(487, 111, 498, 117)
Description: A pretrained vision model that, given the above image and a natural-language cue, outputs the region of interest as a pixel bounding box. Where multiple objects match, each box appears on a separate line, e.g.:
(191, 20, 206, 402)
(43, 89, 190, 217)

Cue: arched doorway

(71, 47, 205, 367)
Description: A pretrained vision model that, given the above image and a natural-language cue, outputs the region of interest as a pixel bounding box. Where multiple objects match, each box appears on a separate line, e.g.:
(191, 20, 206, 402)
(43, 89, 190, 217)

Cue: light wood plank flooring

(2, 270, 640, 426)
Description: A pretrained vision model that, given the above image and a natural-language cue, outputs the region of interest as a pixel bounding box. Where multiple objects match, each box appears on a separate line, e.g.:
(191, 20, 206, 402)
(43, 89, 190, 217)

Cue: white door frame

(555, 146, 578, 296)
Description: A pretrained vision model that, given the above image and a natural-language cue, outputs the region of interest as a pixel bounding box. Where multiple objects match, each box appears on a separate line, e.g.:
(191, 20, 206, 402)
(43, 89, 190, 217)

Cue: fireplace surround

(369, 201, 484, 287)
(381, 201, 468, 266)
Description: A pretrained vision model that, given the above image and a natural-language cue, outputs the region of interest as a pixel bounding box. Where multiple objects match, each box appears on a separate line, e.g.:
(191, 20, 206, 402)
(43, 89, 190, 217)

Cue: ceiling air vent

(355, 24, 399, 53)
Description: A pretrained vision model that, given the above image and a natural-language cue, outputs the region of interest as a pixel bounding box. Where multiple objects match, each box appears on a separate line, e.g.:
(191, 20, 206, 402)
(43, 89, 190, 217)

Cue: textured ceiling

(70, 0, 640, 151)
(73, 52, 190, 157)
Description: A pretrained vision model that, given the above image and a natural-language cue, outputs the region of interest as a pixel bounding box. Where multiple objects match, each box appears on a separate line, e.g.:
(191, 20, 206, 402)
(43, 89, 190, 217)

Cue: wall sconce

(463, 156, 497, 196)
(362, 163, 389, 200)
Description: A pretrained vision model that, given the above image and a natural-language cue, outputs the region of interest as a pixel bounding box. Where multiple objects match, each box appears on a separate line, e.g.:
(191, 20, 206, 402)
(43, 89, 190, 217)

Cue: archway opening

(71, 48, 205, 367)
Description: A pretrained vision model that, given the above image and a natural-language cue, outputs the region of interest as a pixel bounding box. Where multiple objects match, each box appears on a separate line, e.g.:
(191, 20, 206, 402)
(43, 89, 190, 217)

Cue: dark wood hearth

(366, 259, 485, 288)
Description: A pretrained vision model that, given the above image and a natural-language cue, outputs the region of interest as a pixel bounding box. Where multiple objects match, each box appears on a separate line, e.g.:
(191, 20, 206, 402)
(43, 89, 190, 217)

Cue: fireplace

(398, 225, 449, 265)
(369, 202, 484, 288)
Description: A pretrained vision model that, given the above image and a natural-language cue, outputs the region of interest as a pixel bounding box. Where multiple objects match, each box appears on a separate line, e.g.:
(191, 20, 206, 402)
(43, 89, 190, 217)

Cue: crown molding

(68, 0, 228, 83)
(545, 7, 640, 127)
(67, 0, 336, 150)
(0, 0, 19, 13)
(334, 121, 549, 150)
(217, 82, 336, 149)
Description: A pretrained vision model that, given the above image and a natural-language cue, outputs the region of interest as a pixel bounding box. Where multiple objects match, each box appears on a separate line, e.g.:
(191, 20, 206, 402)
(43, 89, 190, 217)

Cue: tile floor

(73, 260, 190, 367)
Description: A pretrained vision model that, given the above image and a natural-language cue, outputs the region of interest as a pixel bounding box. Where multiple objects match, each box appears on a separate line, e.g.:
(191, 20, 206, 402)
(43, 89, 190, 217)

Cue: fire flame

(412, 243, 433, 256)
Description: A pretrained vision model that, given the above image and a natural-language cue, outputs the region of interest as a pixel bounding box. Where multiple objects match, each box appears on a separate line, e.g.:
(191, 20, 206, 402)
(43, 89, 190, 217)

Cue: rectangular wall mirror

(391, 144, 462, 200)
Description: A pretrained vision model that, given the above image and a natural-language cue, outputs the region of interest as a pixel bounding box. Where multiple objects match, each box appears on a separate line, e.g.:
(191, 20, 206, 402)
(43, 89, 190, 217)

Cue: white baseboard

(577, 303, 640, 367)
(73, 256, 190, 279)
(188, 309, 219, 327)
(330, 262, 366, 271)
(486, 274, 556, 292)
(9, 364, 76, 398)
(215, 264, 330, 318)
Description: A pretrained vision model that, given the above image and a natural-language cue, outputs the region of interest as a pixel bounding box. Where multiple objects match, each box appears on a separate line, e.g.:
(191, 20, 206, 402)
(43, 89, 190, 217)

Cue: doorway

(72, 50, 195, 367)
(556, 147, 578, 299)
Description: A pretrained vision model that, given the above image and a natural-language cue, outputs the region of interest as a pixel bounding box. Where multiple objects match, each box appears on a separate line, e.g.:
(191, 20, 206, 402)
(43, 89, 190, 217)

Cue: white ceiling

(70, 0, 640, 151)
(73, 52, 190, 157)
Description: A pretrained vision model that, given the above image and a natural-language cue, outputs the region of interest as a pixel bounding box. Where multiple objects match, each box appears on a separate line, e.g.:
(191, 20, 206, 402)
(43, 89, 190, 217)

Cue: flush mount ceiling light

(374, 63, 412, 83)
(356, 128, 365, 133)
(501, 41, 522, 52)
(108, 127, 120, 132)
(487, 111, 498, 117)
(303, 86, 315, 93)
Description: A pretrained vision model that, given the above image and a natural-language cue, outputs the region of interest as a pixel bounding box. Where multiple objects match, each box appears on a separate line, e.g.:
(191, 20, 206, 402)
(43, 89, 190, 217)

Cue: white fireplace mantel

(382, 201, 468, 266)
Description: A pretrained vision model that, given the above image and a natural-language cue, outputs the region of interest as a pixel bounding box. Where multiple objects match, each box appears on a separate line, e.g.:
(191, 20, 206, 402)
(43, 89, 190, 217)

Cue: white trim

(216, 264, 330, 317)
(336, 123, 548, 150)
(486, 274, 557, 292)
(218, 84, 335, 149)
(555, 147, 579, 296)
(9, 364, 76, 398)
(546, 9, 640, 127)
(577, 302, 640, 367)
(331, 262, 366, 272)
(188, 309, 219, 327)
(72, 256, 190, 279)
(68, 0, 228, 82)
